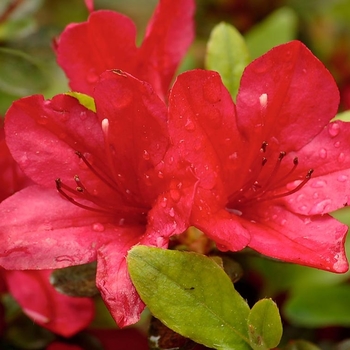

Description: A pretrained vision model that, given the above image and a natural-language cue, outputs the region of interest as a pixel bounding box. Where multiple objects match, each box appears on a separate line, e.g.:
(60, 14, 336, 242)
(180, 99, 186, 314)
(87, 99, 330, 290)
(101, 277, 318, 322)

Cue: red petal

(56, 10, 137, 95)
(94, 70, 168, 204)
(5, 94, 106, 188)
(236, 41, 340, 152)
(168, 69, 243, 192)
(284, 120, 350, 214)
(5, 270, 94, 337)
(138, 0, 195, 99)
(245, 204, 348, 272)
(96, 233, 145, 328)
(0, 186, 117, 269)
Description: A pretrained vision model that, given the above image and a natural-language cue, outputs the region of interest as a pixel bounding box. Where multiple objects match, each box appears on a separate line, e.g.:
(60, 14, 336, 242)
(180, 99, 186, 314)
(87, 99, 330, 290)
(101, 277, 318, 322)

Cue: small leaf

(247, 299, 282, 350)
(127, 246, 251, 350)
(65, 91, 96, 112)
(284, 284, 350, 327)
(245, 7, 298, 59)
(332, 110, 350, 122)
(205, 22, 250, 100)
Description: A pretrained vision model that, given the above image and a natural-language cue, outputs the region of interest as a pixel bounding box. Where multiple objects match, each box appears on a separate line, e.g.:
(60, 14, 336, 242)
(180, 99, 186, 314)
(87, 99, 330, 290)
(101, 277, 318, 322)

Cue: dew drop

(80, 110, 88, 120)
(299, 205, 308, 212)
(337, 174, 348, 182)
(157, 171, 164, 179)
(170, 189, 181, 202)
(37, 115, 48, 125)
(185, 118, 195, 131)
(338, 152, 345, 163)
(280, 219, 287, 226)
(328, 122, 340, 137)
(143, 150, 150, 160)
(311, 179, 327, 188)
(23, 309, 50, 324)
(318, 148, 327, 159)
(309, 199, 332, 215)
(55, 255, 74, 263)
(168, 156, 174, 165)
(313, 192, 319, 199)
(160, 197, 167, 208)
(169, 207, 175, 217)
(87, 68, 99, 83)
(92, 223, 105, 232)
(334, 141, 340, 148)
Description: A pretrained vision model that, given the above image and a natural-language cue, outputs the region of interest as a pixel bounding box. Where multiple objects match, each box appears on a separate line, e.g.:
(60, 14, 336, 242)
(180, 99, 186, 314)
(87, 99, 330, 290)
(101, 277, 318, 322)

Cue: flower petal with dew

(167, 41, 349, 272)
(0, 71, 197, 327)
(55, 0, 195, 100)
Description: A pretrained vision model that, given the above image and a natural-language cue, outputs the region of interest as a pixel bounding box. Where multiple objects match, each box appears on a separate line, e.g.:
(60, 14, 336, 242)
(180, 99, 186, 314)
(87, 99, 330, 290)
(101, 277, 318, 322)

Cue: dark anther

(278, 151, 286, 161)
(293, 157, 299, 165)
(260, 141, 268, 153)
(262, 157, 267, 166)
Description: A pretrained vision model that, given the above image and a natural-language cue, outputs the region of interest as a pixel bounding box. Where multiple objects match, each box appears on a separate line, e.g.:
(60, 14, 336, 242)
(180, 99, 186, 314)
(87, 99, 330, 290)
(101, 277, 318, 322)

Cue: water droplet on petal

(318, 148, 327, 159)
(334, 141, 341, 148)
(338, 153, 345, 163)
(299, 205, 308, 212)
(337, 174, 348, 182)
(313, 192, 319, 199)
(170, 189, 181, 202)
(23, 308, 50, 324)
(87, 68, 99, 83)
(37, 115, 48, 125)
(143, 150, 150, 160)
(185, 118, 195, 131)
(157, 171, 164, 179)
(160, 197, 167, 208)
(168, 156, 174, 165)
(280, 219, 287, 226)
(92, 223, 105, 232)
(328, 122, 340, 137)
(309, 199, 332, 215)
(80, 110, 88, 120)
(169, 207, 175, 217)
(311, 179, 327, 188)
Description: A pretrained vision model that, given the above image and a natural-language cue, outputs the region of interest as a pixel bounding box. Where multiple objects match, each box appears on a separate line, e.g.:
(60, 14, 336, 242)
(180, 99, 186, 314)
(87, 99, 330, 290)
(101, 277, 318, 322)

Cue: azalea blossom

(167, 41, 350, 272)
(0, 71, 196, 327)
(55, 0, 195, 100)
(0, 121, 94, 336)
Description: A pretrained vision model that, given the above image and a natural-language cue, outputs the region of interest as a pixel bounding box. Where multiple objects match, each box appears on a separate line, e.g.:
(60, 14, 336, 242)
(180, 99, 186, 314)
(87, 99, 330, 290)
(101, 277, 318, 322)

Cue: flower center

(55, 151, 148, 225)
(226, 141, 313, 212)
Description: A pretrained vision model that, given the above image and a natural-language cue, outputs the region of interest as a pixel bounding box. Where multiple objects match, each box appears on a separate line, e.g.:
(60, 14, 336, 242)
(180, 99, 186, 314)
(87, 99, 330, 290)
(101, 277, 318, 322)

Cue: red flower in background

(55, 0, 195, 100)
(167, 41, 350, 272)
(0, 71, 196, 327)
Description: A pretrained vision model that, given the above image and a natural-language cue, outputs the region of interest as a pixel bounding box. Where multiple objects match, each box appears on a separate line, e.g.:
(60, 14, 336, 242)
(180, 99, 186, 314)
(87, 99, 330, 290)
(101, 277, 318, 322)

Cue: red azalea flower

(166, 41, 349, 272)
(55, 0, 195, 100)
(0, 71, 196, 327)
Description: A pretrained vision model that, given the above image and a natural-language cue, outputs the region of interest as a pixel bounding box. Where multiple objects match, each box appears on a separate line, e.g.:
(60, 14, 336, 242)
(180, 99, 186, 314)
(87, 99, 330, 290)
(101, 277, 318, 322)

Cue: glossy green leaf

(282, 340, 321, 350)
(284, 284, 350, 327)
(247, 299, 282, 350)
(205, 22, 250, 100)
(245, 7, 298, 59)
(127, 246, 251, 350)
(65, 92, 96, 112)
(0, 47, 48, 96)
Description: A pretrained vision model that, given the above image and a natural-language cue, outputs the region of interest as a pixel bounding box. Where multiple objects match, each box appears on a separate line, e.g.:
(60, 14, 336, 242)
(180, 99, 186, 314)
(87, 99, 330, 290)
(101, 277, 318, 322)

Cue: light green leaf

(127, 246, 251, 350)
(245, 7, 298, 59)
(284, 284, 350, 327)
(247, 299, 282, 350)
(205, 22, 250, 100)
(332, 110, 350, 122)
(65, 92, 96, 112)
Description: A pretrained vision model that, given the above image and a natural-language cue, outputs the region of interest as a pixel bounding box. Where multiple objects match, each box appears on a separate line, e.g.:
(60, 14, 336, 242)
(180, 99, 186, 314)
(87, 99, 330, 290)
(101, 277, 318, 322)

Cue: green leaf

(245, 7, 298, 59)
(247, 299, 282, 350)
(0, 47, 48, 96)
(127, 246, 251, 350)
(282, 340, 321, 350)
(332, 110, 350, 122)
(284, 284, 350, 327)
(65, 92, 96, 112)
(205, 22, 250, 100)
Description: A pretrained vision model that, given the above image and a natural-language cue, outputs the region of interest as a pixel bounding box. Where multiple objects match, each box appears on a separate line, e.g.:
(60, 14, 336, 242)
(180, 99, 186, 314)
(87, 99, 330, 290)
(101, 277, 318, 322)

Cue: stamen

(260, 141, 268, 153)
(55, 178, 113, 214)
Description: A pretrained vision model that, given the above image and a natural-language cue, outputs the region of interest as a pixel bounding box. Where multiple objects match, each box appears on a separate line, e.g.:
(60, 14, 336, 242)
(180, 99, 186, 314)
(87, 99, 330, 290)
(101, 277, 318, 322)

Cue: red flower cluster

(1, 0, 349, 329)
